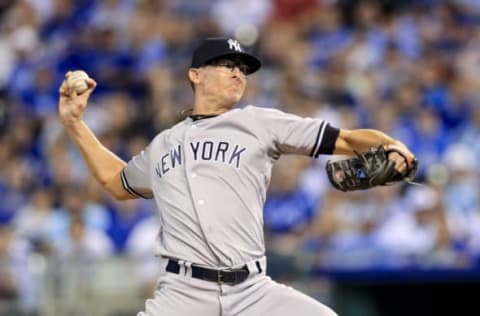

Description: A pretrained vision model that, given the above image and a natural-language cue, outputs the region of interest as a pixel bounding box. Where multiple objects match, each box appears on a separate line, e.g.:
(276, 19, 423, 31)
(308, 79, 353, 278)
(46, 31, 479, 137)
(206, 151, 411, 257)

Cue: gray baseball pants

(137, 257, 337, 316)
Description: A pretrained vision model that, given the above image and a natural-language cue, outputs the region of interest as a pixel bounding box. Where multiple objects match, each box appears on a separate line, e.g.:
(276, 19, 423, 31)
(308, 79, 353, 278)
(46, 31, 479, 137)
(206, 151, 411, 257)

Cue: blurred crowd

(1, 0, 480, 313)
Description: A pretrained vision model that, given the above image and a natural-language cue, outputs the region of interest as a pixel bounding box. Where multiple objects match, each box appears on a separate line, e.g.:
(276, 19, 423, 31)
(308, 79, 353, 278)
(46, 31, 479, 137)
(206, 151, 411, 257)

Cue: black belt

(166, 259, 251, 285)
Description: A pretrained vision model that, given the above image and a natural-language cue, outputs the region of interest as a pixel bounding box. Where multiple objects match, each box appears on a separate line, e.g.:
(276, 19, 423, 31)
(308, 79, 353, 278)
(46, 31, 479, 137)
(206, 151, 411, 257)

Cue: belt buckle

(217, 270, 236, 285)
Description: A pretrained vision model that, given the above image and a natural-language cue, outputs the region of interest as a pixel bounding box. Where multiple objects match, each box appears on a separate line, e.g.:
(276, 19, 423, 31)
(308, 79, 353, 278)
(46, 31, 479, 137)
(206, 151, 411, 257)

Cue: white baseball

(68, 70, 90, 94)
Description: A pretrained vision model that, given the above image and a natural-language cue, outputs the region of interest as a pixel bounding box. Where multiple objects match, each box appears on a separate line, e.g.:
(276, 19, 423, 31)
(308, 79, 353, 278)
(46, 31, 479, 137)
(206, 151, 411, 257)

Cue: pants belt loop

(245, 260, 256, 274)
(257, 256, 266, 274)
(255, 261, 262, 273)
(184, 261, 192, 277)
(178, 260, 186, 275)
(245, 257, 266, 276)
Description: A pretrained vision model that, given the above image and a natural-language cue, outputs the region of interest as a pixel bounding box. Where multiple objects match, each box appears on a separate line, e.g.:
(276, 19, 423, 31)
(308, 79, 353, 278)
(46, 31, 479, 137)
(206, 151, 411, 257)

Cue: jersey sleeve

(121, 144, 152, 199)
(251, 107, 340, 158)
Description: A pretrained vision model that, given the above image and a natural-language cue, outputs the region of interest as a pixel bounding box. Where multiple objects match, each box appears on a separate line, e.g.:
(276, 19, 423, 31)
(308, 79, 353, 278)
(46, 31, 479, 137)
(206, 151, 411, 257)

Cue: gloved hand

(325, 145, 418, 192)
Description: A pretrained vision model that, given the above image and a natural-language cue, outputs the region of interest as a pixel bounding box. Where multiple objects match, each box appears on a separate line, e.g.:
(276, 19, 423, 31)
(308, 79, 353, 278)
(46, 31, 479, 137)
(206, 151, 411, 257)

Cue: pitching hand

(58, 71, 97, 127)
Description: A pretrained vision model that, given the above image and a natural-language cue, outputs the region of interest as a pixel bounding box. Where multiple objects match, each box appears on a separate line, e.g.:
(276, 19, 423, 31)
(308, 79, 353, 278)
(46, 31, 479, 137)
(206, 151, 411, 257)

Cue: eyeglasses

(206, 59, 250, 75)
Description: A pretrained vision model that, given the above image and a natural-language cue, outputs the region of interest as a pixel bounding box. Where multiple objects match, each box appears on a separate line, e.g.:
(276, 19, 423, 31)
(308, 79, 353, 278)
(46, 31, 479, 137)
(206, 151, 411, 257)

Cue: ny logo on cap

(227, 38, 243, 52)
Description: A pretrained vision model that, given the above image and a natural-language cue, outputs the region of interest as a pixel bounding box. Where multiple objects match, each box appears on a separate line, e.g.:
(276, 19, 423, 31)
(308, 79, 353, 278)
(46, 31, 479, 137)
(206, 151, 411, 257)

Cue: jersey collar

(189, 114, 219, 121)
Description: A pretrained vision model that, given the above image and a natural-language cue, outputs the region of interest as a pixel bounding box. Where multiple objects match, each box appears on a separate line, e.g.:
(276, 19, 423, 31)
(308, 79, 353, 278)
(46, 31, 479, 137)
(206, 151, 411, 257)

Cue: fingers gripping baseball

(58, 70, 97, 126)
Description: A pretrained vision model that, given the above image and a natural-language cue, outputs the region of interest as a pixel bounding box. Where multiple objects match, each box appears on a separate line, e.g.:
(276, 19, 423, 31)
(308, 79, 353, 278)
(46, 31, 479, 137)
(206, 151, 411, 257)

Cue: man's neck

(192, 95, 233, 115)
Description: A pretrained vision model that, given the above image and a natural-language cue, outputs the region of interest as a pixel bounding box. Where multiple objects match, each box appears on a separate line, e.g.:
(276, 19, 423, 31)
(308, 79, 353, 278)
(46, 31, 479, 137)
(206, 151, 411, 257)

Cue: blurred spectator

(0, 157, 31, 224)
(56, 184, 110, 234)
(375, 186, 452, 267)
(309, 5, 352, 70)
(458, 103, 480, 158)
(51, 215, 113, 316)
(270, 0, 318, 23)
(0, 223, 38, 315)
(408, 107, 450, 175)
(442, 143, 480, 262)
(106, 199, 153, 253)
(211, 0, 271, 42)
(264, 156, 318, 239)
(125, 215, 162, 299)
(14, 187, 58, 254)
(55, 214, 114, 260)
(22, 182, 112, 262)
(314, 187, 399, 269)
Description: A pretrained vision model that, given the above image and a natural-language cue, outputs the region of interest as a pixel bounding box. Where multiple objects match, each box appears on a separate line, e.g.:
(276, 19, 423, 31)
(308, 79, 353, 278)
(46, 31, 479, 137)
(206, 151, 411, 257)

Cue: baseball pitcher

(58, 37, 416, 316)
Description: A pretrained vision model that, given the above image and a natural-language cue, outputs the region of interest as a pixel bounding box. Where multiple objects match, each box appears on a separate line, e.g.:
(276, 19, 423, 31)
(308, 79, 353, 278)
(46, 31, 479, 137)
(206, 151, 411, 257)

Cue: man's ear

(188, 68, 200, 85)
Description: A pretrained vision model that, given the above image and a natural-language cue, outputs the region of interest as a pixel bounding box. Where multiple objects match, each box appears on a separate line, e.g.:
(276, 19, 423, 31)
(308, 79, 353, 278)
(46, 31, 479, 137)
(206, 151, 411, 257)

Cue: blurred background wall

(1, 0, 480, 315)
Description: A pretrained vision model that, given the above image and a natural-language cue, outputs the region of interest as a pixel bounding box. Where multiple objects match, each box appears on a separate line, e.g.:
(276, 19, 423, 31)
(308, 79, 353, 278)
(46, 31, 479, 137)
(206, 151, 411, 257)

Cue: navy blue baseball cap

(191, 37, 262, 75)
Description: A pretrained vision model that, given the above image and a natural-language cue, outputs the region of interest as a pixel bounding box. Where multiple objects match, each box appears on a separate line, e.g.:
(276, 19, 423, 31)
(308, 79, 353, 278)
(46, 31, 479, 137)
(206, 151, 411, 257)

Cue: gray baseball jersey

(122, 105, 339, 268)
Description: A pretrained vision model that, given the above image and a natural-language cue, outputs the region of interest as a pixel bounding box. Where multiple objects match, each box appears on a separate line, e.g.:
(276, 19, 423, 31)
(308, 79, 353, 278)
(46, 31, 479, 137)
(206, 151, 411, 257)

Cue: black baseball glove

(325, 145, 418, 192)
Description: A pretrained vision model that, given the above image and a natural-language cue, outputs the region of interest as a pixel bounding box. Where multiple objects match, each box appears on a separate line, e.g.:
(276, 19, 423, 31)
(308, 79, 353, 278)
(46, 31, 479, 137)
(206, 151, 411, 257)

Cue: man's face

(195, 57, 249, 106)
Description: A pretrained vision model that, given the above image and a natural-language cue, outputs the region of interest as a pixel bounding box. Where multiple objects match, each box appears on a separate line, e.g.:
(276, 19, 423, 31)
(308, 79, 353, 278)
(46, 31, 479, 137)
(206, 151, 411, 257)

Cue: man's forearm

(335, 129, 401, 155)
(66, 120, 126, 186)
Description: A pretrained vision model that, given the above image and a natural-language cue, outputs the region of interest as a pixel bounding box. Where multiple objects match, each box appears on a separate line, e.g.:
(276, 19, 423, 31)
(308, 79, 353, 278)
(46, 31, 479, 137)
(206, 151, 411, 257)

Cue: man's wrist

(64, 119, 85, 135)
